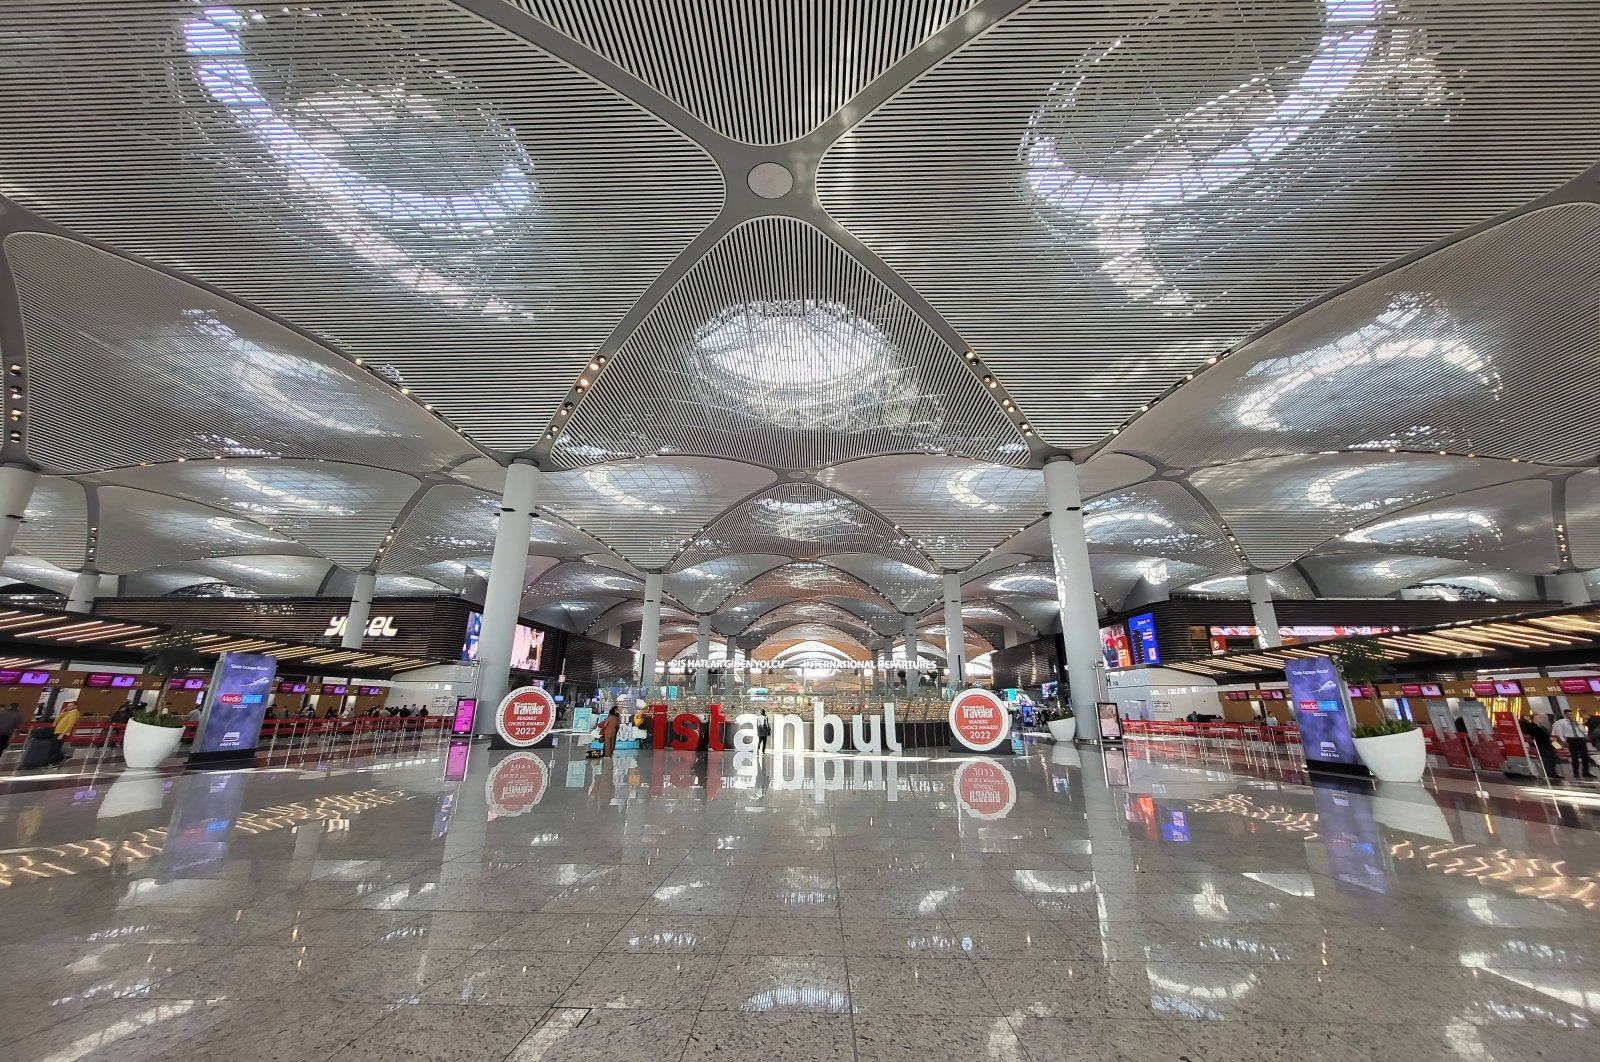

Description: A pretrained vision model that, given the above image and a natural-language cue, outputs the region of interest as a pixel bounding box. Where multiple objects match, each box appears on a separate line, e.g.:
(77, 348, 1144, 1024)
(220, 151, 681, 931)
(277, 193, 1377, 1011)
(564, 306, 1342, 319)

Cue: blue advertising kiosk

(1284, 656, 1370, 780)
(187, 651, 279, 770)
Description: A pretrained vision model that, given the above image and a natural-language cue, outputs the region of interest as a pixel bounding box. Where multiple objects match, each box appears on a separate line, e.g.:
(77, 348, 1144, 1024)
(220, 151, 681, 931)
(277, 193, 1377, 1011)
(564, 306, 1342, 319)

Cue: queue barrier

(1121, 719, 1301, 746)
(14, 714, 450, 748)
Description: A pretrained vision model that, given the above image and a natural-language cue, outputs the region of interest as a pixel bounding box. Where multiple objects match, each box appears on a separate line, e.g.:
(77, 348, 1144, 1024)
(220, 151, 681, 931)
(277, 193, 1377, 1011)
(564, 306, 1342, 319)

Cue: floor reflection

(0, 735, 1596, 1060)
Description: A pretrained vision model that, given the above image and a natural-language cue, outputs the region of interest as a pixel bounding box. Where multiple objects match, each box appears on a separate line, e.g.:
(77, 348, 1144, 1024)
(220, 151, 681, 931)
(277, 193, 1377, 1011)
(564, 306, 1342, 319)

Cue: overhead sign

(486, 752, 549, 817)
(323, 615, 400, 639)
(949, 688, 1010, 752)
(496, 686, 557, 747)
(955, 759, 1016, 820)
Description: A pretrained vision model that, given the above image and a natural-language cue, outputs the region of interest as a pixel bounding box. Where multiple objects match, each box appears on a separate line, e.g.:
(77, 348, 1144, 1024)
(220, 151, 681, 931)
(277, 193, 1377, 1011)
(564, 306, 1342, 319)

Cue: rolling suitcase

(21, 728, 55, 769)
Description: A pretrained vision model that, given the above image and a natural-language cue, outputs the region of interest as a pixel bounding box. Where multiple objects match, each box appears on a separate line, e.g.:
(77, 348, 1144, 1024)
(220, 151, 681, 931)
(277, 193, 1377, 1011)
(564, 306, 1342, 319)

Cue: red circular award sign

(955, 759, 1017, 820)
(486, 751, 548, 817)
(949, 688, 1010, 752)
(496, 686, 556, 747)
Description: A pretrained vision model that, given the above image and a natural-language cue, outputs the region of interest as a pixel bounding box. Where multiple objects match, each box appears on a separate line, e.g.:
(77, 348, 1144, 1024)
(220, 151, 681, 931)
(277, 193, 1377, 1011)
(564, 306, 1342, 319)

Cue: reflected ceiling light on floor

(689, 300, 927, 433)
(183, 5, 538, 319)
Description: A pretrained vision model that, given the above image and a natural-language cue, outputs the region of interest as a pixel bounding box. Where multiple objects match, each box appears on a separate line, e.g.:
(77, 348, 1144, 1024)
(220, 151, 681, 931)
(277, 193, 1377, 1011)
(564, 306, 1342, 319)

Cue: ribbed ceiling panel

(95, 461, 419, 570)
(381, 484, 499, 574)
(821, 554, 943, 613)
(1091, 553, 1214, 611)
(6, 233, 470, 474)
(720, 562, 894, 618)
(817, 458, 1044, 567)
(0, 556, 81, 595)
(818, 1, 1600, 447)
(674, 482, 931, 571)
(1188, 453, 1544, 569)
(0, 0, 721, 451)
(539, 459, 776, 569)
(17, 479, 89, 569)
(664, 554, 789, 613)
(1177, 569, 1315, 600)
(95, 486, 316, 574)
(1568, 471, 1600, 571)
(1328, 480, 1559, 571)
(1083, 481, 1239, 570)
(1297, 552, 1475, 598)
(512, 0, 977, 144)
(1112, 204, 1600, 466)
(558, 218, 1026, 470)
(135, 555, 334, 597)
(527, 561, 646, 603)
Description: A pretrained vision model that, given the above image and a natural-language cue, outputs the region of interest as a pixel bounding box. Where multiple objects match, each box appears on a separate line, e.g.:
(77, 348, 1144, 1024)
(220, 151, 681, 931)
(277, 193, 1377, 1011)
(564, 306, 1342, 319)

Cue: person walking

(1554, 708, 1595, 780)
(0, 702, 20, 756)
(756, 709, 769, 754)
(601, 707, 621, 758)
(48, 701, 81, 768)
(1521, 715, 1562, 782)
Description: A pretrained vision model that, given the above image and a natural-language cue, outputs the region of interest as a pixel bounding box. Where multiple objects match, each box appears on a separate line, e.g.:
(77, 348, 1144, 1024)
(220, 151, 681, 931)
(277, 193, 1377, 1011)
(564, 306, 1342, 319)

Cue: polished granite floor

(0, 735, 1597, 1062)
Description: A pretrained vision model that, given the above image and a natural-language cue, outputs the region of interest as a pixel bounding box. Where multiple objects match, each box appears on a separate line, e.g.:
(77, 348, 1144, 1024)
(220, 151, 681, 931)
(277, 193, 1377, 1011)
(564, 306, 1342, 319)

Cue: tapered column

(942, 573, 964, 690)
(740, 642, 751, 694)
(66, 567, 99, 614)
(638, 572, 663, 695)
(1247, 570, 1282, 648)
(903, 615, 919, 696)
(1557, 570, 1591, 607)
(694, 615, 711, 696)
(1043, 458, 1103, 741)
(341, 568, 377, 649)
(603, 626, 621, 647)
(0, 464, 38, 564)
(1003, 627, 1019, 650)
(475, 460, 538, 732)
(724, 635, 736, 696)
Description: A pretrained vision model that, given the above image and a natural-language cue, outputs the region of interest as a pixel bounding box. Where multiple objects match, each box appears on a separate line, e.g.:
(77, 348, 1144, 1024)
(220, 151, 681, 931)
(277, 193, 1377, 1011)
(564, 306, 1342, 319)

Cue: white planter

(1046, 718, 1077, 743)
(1353, 728, 1427, 784)
(122, 718, 184, 771)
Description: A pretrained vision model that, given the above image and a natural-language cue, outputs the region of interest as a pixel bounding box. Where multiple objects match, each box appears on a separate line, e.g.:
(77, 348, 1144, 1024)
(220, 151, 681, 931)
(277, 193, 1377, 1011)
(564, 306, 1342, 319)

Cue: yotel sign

(949, 688, 1010, 752)
(324, 615, 399, 638)
(496, 686, 557, 747)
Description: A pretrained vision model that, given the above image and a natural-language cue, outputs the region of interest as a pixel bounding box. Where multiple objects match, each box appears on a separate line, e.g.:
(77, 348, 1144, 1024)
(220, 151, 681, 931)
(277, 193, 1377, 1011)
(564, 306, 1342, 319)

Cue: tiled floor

(0, 735, 1597, 1061)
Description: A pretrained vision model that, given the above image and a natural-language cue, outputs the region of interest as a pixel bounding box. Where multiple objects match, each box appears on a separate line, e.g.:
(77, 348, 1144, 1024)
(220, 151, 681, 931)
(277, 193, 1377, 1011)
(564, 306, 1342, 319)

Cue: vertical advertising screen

(511, 624, 545, 672)
(193, 652, 279, 756)
(1099, 623, 1132, 669)
(1285, 656, 1360, 772)
(1127, 612, 1161, 666)
(461, 611, 483, 661)
(451, 697, 477, 737)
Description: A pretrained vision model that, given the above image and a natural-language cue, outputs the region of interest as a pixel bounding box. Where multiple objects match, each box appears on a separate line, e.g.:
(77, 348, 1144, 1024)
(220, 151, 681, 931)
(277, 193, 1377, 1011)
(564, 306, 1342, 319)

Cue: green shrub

(130, 711, 186, 728)
(1352, 720, 1417, 739)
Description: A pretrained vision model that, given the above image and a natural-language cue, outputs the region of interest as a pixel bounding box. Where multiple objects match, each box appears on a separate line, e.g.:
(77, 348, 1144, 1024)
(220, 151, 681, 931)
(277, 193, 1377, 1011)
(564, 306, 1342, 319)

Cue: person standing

(756, 709, 770, 755)
(1554, 709, 1595, 780)
(48, 701, 81, 768)
(601, 707, 621, 758)
(1521, 715, 1561, 782)
(0, 702, 20, 756)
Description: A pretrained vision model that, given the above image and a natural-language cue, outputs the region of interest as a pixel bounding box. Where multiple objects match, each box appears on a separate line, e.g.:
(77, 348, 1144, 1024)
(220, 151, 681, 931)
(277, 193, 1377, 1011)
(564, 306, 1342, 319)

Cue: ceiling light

(588, 361, 600, 371)
(576, 379, 589, 389)
(984, 376, 996, 387)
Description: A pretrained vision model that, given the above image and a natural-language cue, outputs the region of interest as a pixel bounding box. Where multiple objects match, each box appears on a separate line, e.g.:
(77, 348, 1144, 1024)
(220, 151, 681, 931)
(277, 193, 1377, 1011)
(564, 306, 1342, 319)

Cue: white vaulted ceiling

(2, 0, 1597, 653)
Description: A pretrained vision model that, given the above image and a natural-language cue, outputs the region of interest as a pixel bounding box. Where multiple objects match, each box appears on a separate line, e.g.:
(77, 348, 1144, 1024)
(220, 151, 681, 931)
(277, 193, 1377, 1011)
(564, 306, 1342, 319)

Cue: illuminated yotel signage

(323, 615, 400, 639)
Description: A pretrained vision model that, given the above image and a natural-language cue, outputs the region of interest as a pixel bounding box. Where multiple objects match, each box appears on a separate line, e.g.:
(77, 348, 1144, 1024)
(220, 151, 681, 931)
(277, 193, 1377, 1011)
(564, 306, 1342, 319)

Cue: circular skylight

(689, 300, 922, 431)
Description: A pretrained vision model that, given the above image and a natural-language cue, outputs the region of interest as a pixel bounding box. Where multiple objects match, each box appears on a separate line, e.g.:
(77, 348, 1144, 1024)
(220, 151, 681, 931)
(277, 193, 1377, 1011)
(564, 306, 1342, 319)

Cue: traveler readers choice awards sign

(495, 686, 557, 747)
(949, 688, 1011, 752)
(954, 759, 1017, 820)
(485, 752, 549, 818)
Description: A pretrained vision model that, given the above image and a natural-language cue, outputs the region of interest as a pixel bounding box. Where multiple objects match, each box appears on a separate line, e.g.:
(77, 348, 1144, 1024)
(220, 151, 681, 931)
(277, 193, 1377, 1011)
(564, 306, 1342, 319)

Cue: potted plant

(1043, 705, 1077, 743)
(1351, 720, 1427, 783)
(122, 710, 186, 770)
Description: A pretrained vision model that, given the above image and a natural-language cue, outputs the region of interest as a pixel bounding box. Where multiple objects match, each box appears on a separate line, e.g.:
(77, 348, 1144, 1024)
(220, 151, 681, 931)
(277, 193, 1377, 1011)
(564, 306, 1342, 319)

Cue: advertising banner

(1097, 702, 1124, 742)
(949, 688, 1010, 752)
(570, 704, 594, 735)
(450, 697, 477, 737)
(1284, 656, 1362, 774)
(192, 652, 278, 759)
(1128, 612, 1161, 665)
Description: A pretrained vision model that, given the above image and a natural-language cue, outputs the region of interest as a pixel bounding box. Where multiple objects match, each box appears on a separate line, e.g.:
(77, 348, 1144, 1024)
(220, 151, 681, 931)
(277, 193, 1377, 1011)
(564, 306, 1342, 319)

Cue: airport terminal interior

(1, 1, 1600, 1059)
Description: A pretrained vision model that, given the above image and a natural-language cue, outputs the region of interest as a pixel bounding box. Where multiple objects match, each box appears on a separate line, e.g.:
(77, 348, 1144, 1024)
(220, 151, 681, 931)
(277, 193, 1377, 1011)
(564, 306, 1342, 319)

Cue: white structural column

(942, 573, 964, 690)
(1043, 458, 1103, 741)
(740, 643, 751, 694)
(638, 572, 664, 695)
(1557, 571, 1591, 607)
(603, 626, 622, 647)
(66, 567, 99, 614)
(0, 464, 38, 564)
(694, 616, 711, 695)
(341, 569, 377, 650)
(1003, 627, 1019, 650)
(475, 460, 539, 732)
(903, 615, 919, 696)
(724, 635, 736, 695)
(1247, 570, 1282, 648)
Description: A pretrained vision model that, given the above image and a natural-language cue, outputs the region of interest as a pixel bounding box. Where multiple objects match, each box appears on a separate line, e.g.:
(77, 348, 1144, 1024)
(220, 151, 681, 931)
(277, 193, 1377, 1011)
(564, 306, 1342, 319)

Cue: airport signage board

(496, 686, 557, 747)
